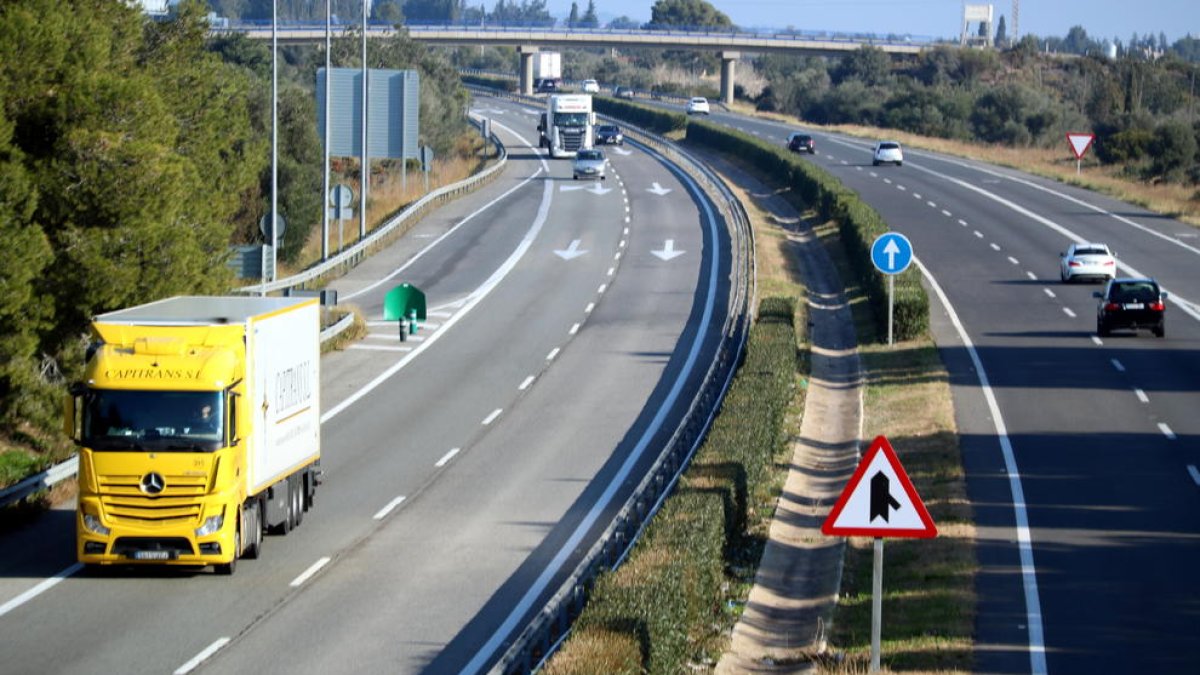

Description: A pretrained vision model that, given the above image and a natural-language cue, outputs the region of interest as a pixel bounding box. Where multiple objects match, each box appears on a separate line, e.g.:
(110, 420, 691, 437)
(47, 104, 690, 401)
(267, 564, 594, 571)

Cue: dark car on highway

(787, 132, 815, 154)
(595, 124, 624, 145)
(1095, 278, 1168, 337)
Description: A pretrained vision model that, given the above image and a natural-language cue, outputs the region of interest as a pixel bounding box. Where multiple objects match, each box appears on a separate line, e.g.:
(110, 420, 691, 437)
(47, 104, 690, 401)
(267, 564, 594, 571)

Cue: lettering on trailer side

(275, 360, 313, 412)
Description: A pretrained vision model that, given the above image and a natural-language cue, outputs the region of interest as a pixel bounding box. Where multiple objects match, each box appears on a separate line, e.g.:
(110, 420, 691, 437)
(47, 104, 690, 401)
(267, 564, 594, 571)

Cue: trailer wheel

(291, 477, 304, 528)
(244, 500, 263, 560)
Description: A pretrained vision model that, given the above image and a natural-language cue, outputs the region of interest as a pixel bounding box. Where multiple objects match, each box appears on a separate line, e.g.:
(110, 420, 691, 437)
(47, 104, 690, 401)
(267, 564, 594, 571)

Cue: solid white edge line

(460, 139, 722, 675)
(435, 448, 461, 468)
(289, 557, 331, 587)
(0, 562, 82, 619)
(482, 409, 502, 426)
(1188, 465, 1200, 486)
(915, 256, 1047, 674)
(373, 496, 407, 520)
(518, 375, 535, 391)
(174, 637, 231, 675)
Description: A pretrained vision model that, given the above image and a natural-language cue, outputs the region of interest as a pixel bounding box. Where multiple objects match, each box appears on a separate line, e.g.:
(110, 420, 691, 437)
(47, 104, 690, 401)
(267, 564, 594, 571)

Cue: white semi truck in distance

(538, 94, 595, 159)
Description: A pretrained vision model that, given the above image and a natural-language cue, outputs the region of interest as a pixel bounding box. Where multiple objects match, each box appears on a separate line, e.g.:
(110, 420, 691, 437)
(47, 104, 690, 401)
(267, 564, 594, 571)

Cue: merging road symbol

(554, 239, 588, 260)
(646, 182, 672, 196)
(870, 472, 902, 523)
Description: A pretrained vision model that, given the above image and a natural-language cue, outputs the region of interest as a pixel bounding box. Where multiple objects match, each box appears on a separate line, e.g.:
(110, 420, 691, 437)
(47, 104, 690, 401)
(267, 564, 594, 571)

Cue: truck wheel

(277, 482, 294, 535)
(292, 478, 304, 528)
(244, 500, 263, 560)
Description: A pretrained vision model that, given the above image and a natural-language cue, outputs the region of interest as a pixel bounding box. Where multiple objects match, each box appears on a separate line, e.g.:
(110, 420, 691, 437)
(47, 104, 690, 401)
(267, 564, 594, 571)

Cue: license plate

(1124, 303, 1144, 310)
(132, 551, 171, 560)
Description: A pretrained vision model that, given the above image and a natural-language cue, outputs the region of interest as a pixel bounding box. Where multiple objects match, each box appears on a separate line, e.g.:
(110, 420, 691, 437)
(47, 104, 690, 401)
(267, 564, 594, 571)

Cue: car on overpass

(686, 97, 711, 115)
(581, 79, 600, 93)
(1095, 278, 1167, 337)
(614, 86, 635, 100)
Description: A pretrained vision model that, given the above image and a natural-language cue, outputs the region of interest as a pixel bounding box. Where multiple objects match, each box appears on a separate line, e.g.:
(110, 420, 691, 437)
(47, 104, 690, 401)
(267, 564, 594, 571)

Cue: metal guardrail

(0, 125, 507, 510)
(236, 117, 507, 295)
(478, 90, 755, 674)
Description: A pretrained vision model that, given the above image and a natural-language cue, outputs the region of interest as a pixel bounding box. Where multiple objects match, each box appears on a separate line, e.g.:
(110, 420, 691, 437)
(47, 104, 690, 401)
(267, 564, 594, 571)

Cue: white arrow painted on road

(883, 238, 900, 270)
(612, 147, 633, 156)
(555, 239, 588, 260)
(652, 239, 685, 261)
(587, 183, 612, 195)
(647, 182, 672, 196)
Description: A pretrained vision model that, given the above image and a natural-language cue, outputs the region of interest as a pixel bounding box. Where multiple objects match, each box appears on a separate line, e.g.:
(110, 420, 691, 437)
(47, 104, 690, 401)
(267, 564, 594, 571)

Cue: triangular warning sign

(822, 435, 937, 538)
(1066, 132, 1095, 160)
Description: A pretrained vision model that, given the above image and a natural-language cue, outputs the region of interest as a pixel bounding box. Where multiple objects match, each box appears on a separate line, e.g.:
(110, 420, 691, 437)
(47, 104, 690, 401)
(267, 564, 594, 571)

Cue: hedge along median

(686, 120, 928, 342)
(543, 298, 800, 674)
(593, 96, 688, 136)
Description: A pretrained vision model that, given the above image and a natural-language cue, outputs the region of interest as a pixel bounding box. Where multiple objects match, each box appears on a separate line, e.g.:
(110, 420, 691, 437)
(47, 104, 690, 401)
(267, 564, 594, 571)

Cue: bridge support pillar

(719, 51, 739, 106)
(518, 46, 538, 96)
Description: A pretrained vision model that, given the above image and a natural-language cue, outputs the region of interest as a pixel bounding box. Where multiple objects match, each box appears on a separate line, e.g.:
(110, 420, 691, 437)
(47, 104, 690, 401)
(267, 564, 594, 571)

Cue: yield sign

(822, 435, 937, 538)
(1066, 132, 1095, 160)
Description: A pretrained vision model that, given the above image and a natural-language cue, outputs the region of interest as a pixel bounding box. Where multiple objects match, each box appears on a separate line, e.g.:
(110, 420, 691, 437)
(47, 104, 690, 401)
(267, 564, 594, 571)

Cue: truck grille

(561, 130, 584, 152)
(98, 473, 207, 525)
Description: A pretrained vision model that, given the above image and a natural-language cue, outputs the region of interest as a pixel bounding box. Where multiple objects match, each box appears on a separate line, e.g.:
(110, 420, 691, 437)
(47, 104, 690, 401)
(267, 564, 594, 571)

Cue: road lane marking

(585, 302, 595, 314)
(518, 375, 535, 390)
(1027, 272, 1038, 280)
(1043, 288, 1056, 298)
(1008, 256, 1020, 265)
(1134, 388, 1148, 403)
(482, 409, 502, 425)
(1091, 336, 1103, 345)
(1158, 423, 1176, 440)
(913, 256, 1047, 675)
(0, 563, 82, 619)
(1063, 308, 1076, 318)
(569, 323, 581, 335)
(1111, 359, 1125, 372)
(1188, 465, 1200, 486)
(174, 637, 230, 675)
(546, 348, 560, 361)
(435, 449, 461, 468)
(598, 283, 608, 294)
(373, 496, 407, 520)
(942, 209, 953, 217)
(290, 557, 331, 587)
(991, 243, 1001, 251)
(958, 219, 968, 226)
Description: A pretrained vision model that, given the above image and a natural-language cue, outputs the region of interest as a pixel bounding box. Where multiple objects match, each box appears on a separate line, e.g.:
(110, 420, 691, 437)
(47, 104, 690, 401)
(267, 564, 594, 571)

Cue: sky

(550, 0, 1199, 44)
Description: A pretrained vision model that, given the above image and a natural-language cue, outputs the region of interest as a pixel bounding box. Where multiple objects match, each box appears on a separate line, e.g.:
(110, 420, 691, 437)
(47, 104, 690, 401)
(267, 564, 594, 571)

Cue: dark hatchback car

(1095, 278, 1168, 337)
(595, 124, 624, 145)
(788, 132, 815, 154)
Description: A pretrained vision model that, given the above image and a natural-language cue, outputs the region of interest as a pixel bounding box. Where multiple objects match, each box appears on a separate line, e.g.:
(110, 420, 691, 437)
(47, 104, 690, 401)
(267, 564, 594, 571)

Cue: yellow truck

(65, 296, 321, 574)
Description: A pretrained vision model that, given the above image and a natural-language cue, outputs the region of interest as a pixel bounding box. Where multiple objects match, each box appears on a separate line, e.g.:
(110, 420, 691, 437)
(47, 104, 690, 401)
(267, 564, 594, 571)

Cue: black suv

(1095, 278, 1167, 337)
(595, 125, 624, 146)
(788, 133, 815, 154)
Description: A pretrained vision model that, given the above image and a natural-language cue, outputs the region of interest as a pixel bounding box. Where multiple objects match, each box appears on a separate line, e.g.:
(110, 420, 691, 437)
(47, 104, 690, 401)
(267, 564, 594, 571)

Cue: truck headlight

(83, 513, 110, 536)
(195, 514, 224, 537)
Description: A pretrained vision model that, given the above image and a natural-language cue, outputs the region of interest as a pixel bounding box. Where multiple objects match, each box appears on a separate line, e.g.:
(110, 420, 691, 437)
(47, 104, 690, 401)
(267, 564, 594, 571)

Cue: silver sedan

(1060, 243, 1116, 283)
(572, 149, 607, 180)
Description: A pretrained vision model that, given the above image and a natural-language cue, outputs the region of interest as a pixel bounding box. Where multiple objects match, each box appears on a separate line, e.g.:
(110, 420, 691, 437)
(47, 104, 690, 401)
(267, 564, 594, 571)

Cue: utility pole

(1012, 0, 1020, 45)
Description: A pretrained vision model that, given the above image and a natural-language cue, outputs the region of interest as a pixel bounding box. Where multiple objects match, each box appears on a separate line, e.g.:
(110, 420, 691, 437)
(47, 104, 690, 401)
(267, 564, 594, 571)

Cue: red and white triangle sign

(822, 435, 937, 538)
(1066, 132, 1095, 160)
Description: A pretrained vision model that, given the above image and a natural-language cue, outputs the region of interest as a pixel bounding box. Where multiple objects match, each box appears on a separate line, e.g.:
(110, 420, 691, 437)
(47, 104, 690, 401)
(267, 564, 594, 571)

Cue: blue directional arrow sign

(871, 232, 914, 275)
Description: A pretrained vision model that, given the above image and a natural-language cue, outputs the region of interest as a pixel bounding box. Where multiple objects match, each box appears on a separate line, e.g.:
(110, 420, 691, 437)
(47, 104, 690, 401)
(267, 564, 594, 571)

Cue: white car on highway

(1061, 243, 1117, 283)
(872, 141, 904, 166)
(686, 97, 710, 115)
(581, 79, 600, 93)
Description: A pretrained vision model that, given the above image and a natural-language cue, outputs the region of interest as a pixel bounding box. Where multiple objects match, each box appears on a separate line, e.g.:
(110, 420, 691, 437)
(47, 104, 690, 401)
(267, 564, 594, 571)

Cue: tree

(608, 15, 639, 29)
(567, 1, 579, 27)
(833, 47, 891, 87)
(403, 0, 456, 22)
(646, 0, 732, 29)
(1063, 25, 1093, 55)
(579, 0, 599, 28)
(1149, 120, 1197, 180)
(372, 1, 404, 23)
(995, 15, 1007, 45)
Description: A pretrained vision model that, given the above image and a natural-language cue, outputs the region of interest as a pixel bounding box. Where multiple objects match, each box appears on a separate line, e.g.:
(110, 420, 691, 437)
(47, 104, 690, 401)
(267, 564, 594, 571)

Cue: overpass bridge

(221, 22, 932, 103)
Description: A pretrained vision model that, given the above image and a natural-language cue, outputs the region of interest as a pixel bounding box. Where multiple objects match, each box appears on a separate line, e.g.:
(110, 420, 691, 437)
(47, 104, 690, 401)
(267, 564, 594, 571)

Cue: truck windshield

(554, 112, 589, 127)
(82, 389, 224, 452)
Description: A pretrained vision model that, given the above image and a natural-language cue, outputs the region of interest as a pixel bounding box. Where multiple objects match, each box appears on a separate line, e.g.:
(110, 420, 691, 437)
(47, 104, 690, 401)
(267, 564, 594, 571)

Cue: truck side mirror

(64, 390, 80, 442)
(228, 392, 240, 445)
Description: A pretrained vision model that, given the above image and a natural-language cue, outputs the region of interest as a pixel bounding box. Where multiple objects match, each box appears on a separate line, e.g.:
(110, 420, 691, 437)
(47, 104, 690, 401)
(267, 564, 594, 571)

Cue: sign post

(870, 233, 914, 346)
(329, 184, 354, 254)
(1066, 132, 1095, 176)
(823, 435, 937, 671)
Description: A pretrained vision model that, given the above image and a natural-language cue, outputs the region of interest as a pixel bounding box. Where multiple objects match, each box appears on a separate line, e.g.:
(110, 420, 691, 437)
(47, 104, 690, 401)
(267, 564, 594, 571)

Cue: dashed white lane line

(598, 283, 608, 294)
(1008, 256, 1020, 265)
(519, 375, 535, 390)
(569, 322, 581, 335)
(1111, 359, 1126, 372)
(290, 557, 331, 587)
(1027, 271, 1038, 281)
(927, 201, 938, 208)
(175, 638, 231, 674)
(435, 448, 461, 468)
(942, 209, 953, 217)
(990, 243, 1001, 251)
(974, 230, 984, 238)
(913, 192, 922, 199)
(1063, 308, 1076, 318)
(373, 496, 406, 520)
(958, 219, 968, 226)
(1134, 388, 1149, 403)
(482, 409, 502, 425)
(1043, 288, 1056, 299)
(1092, 336, 1104, 346)
(1159, 423, 1176, 440)
(1188, 465, 1200, 486)
(585, 302, 595, 313)
(884, 178, 893, 184)
(546, 347, 561, 361)
(607, 267, 615, 276)
(869, 171, 878, 177)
